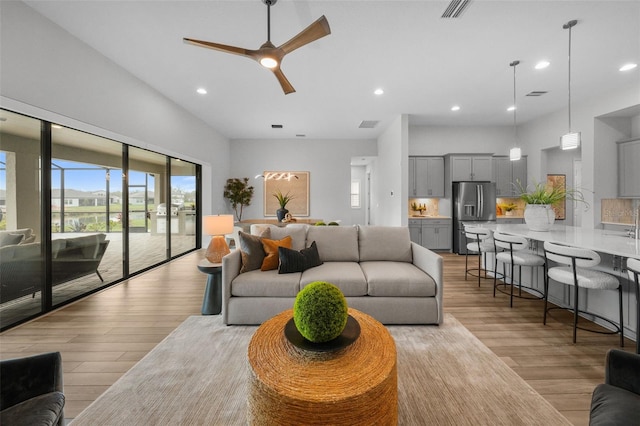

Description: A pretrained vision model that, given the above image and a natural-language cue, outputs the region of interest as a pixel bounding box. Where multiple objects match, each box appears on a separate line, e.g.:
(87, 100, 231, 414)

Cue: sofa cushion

(358, 226, 412, 262)
(278, 241, 323, 274)
(0, 391, 65, 426)
(590, 383, 640, 426)
(269, 224, 308, 251)
(300, 262, 367, 296)
(0, 233, 24, 247)
(239, 229, 271, 273)
(10, 243, 40, 260)
(361, 261, 436, 297)
(231, 269, 301, 297)
(261, 236, 292, 271)
(306, 226, 359, 262)
(65, 234, 107, 259)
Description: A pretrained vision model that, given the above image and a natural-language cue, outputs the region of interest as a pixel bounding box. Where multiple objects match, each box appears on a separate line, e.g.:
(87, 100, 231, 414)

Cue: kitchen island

(479, 223, 639, 344)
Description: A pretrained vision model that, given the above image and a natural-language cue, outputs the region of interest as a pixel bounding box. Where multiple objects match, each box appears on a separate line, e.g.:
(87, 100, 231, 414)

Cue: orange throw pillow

(261, 236, 292, 271)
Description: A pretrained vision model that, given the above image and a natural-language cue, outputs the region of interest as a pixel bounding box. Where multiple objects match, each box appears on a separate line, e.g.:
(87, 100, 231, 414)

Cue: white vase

(524, 204, 555, 231)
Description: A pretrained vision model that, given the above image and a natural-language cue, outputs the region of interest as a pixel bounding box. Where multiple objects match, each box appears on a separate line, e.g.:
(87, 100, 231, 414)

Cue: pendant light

(509, 60, 521, 161)
(560, 20, 580, 150)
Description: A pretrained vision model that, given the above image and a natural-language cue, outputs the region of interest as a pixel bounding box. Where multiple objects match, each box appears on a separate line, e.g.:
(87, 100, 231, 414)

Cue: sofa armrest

(221, 250, 242, 324)
(605, 349, 640, 395)
(0, 352, 63, 413)
(411, 242, 444, 324)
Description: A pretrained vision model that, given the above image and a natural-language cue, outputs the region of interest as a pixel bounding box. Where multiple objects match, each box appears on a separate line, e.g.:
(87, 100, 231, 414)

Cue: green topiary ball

(293, 281, 348, 343)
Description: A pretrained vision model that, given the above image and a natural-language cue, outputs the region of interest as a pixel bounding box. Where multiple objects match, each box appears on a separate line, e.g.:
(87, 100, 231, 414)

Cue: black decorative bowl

(284, 315, 360, 352)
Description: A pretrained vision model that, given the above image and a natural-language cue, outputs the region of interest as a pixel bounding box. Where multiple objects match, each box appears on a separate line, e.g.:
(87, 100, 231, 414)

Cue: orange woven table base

(248, 308, 398, 425)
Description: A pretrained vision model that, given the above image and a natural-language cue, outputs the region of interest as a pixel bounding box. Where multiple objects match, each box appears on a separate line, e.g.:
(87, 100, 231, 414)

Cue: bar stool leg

(510, 262, 515, 308)
(636, 279, 640, 354)
(573, 286, 579, 344)
(465, 250, 469, 281)
(619, 286, 624, 348)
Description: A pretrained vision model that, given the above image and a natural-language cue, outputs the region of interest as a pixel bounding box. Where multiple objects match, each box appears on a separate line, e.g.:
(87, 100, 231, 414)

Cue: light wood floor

(0, 251, 634, 424)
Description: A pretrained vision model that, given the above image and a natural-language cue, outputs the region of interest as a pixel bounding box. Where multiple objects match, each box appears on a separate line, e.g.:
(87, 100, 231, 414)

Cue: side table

(197, 259, 222, 315)
(248, 308, 398, 425)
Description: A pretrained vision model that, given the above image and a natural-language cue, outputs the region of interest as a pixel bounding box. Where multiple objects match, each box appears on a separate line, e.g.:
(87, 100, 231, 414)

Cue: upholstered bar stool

(627, 257, 640, 354)
(543, 241, 623, 346)
(492, 231, 545, 307)
(463, 226, 497, 287)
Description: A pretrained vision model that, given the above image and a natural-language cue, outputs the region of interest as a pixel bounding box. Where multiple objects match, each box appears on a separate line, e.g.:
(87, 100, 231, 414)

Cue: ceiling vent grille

(526, 91, 548, 97)
(359, 120, 379, 129)
(442, 0, 472, 18)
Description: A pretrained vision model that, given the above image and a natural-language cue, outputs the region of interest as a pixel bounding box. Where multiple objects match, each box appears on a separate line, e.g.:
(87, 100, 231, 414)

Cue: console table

(247, 308, 397, 425)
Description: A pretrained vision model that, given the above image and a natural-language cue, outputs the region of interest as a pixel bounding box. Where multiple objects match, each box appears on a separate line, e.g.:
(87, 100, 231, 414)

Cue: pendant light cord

(266, 1, 271, 42)
(510, 60, 520, 148)
(563, 20, 578, 133)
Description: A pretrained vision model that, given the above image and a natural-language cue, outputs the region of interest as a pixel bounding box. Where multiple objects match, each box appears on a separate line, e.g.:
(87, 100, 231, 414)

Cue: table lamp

(203, 214, 234, 263)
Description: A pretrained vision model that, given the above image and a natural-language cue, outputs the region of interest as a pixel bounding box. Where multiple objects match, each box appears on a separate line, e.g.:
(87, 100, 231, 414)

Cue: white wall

(409, 125, 514, 156)
(229, 139, 376, 225)
(375, 115, 408, 226)
(519, 83, 640, 227)
(0, 1, 230, 223)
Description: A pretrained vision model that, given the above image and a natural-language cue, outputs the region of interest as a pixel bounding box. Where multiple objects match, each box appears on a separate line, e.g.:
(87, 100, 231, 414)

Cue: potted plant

(516, 180, 587, 231)
(411, 202, 426, 216)
(223, 178, 254, 222)
(273, 189, 294, 222)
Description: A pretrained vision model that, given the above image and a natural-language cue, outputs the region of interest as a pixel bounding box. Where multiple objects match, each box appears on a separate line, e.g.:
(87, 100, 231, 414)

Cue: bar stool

(543, 241, 623, 346)
(492, 231, 545, 307)
(627, 257, 640, 354)
(463, 226, 497, 287)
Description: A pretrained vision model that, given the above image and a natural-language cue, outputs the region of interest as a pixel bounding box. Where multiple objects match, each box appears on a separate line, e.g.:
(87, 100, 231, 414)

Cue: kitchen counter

(491, 224, 640, 259)
(408, 215, 451, 219)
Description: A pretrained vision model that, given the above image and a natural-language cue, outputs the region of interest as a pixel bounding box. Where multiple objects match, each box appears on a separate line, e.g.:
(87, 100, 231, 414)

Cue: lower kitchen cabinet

(409, 219, 451, 251)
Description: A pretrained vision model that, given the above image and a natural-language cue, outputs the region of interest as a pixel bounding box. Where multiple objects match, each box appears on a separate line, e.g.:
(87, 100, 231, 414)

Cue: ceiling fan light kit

(183, 0, 331, 94)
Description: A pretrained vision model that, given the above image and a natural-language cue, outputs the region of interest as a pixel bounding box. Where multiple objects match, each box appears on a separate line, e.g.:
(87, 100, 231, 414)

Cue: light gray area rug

(70, 313, 570, 425)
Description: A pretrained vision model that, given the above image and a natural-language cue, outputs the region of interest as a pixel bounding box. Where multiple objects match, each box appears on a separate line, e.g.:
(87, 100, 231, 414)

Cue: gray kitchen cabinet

(617, 138, 640, 198)
(493, 156, 527, 196)
(450, 155, 492, 181)
(408, 219, 451, 250)
(409, 156, 444, 197)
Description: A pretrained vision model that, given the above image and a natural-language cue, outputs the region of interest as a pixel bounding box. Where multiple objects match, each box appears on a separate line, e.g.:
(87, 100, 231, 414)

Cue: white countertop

(484, 224, 640, 259)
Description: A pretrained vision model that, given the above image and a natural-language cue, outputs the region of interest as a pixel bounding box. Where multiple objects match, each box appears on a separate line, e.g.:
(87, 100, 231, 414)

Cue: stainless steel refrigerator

(452, 181, 497, 254)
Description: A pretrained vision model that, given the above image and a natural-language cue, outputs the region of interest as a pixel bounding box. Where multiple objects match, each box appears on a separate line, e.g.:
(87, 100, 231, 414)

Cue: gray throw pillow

(0, 233, 25, 247)
(239, 228, 271, 273)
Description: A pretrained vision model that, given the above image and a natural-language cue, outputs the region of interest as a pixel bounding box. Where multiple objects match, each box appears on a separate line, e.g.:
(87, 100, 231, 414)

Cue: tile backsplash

(601, 199, 640, 224)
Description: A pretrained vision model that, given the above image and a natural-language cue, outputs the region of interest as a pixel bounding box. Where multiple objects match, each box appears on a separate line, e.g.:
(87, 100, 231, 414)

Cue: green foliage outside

(293, 281, 348, 343)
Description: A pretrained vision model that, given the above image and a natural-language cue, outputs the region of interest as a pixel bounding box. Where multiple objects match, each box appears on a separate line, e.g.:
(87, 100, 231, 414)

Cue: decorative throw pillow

(278, 241, 323, 274)
(260, 236, 292, 271)
(239, 228, 271, 273)
(0, 233, 25, 248)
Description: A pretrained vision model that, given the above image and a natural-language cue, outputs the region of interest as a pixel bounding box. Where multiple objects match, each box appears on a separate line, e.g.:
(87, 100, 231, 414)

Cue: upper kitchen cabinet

(409, 156, 445, 197)
(449, 155, 493, 181)
(618, 138, 640, 198)
(493, 156, 527, 196)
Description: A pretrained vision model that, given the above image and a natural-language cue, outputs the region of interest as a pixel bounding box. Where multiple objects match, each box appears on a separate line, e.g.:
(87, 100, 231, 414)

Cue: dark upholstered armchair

(590, 349, 640, 425)
(0, 352, 65, 426)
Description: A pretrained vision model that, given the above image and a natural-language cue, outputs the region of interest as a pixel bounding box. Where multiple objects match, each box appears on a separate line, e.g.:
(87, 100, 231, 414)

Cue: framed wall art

(262, 171, 310, 217)
(546, 174, 566, 220)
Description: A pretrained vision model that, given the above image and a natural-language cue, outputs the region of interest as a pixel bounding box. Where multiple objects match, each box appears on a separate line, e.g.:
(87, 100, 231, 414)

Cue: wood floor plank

(1, 250, 635, 423)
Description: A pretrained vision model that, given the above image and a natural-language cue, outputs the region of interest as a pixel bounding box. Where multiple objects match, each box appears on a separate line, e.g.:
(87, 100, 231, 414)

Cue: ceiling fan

(183, 0, 331, 95)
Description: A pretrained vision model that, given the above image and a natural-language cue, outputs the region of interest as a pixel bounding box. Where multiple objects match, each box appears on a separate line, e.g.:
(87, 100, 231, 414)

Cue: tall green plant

(223, 178, 254, 222)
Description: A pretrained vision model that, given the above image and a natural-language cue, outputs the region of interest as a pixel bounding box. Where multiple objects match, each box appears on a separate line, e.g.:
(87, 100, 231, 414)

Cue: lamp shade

(560, 132, 581, 150)
(509, 147, 522, 161)
(203, 215, 234, 236)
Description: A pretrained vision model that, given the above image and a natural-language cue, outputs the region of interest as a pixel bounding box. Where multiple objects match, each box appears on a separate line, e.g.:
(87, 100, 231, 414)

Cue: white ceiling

(23, 0, 640, 140)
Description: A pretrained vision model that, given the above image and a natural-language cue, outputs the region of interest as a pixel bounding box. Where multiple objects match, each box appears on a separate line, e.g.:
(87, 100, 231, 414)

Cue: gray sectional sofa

(221, 224, 443, 325)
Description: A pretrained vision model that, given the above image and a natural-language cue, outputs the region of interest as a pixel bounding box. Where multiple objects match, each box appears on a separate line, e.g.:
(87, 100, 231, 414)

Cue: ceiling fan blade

(183, 37, 253, 59)
(279, 15, 331, 55)
(272, 68, 296, 95)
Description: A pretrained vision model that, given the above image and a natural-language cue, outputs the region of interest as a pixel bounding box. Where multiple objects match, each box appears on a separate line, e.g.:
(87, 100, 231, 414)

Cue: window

(350, 180, 361, 208)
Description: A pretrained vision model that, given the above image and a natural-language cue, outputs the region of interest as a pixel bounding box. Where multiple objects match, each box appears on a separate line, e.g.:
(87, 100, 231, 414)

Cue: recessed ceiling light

(196, 88, 207, 95)
(374, 88, 384, 95)
(535, 61, 550, 70)
(451, 105, 460, 112)
(619, 63, 638, 72)
(507, 105, 516, 112)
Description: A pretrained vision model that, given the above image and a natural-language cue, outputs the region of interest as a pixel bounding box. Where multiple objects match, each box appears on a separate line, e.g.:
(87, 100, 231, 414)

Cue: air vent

(526, 91, 548, 97)
(442, 0, 472, 18)
(271, 124, 283, 129)
(359, 120, 379, 129)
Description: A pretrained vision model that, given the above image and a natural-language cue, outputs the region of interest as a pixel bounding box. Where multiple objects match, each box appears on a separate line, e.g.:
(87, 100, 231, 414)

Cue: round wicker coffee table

(247, 308, 397, 425)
